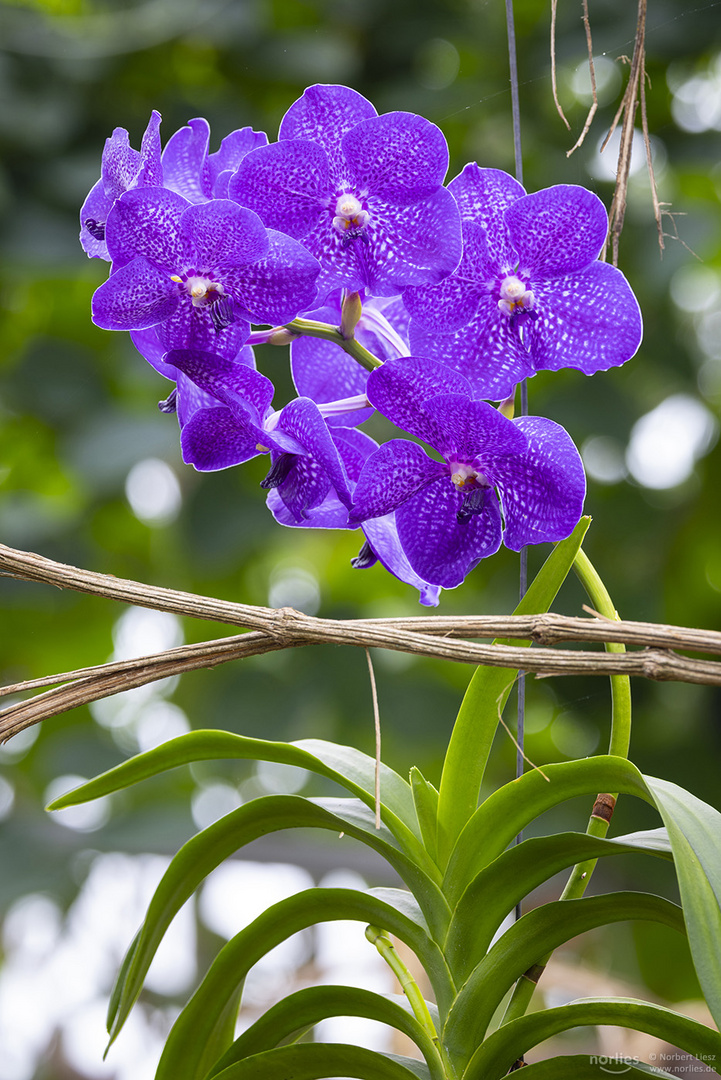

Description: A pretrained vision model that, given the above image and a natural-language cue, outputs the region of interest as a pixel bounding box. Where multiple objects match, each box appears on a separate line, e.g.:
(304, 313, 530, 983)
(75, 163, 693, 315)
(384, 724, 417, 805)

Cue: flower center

(179, 274, 225, 308)
(332, 192, 370, 235)
(449, 463, 491, 523)
(497, 274, 535, 319)
(450, 463, 484, 489)
(171, 272, 236, 331)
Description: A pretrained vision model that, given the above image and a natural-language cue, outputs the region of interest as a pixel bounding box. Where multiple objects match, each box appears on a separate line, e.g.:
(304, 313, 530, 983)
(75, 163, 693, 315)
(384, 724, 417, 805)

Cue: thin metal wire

(505, 0, 524, 188)
(505, 0, 527, 925)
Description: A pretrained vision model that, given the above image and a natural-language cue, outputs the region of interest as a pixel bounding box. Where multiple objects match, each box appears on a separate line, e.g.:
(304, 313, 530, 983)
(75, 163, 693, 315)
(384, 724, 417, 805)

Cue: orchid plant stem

(284, 317, 383, 371)
(365, 926, 455, 1079)
(500, 546, 632, 1028)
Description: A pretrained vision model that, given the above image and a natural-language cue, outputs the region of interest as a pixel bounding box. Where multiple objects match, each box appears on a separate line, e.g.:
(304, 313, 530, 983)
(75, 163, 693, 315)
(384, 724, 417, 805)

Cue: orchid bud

(340, 291, 363, 340)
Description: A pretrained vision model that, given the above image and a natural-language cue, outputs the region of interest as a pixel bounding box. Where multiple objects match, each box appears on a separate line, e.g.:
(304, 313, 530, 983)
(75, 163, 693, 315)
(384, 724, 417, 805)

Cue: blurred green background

(1, 0, 721, 1075)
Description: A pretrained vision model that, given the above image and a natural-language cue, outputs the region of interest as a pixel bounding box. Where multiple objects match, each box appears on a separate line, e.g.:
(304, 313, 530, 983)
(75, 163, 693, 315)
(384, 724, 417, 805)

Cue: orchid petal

(506, 184, 608, 279)
(395, 476, 502, 588)
(350, 439, 446, 523)
(492, 416, 586, 550)
(92, 257, 179, 331)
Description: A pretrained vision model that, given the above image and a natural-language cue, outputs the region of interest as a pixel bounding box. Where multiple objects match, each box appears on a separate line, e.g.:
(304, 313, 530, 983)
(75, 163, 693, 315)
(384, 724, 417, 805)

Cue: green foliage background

(0, 0, 720, 1064)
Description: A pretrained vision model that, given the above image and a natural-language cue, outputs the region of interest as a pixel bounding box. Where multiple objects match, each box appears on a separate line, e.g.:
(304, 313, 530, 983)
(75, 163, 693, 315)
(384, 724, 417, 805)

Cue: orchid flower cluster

(82, 84, 642, 606)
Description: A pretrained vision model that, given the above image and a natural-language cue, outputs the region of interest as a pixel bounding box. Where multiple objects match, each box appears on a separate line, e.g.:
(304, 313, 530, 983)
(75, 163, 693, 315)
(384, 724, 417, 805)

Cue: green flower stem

(500, 547, 632, 1029)
(365, 925, 455, 1078)
(572, 546, 632, 761)
(285, 317, 383, 371)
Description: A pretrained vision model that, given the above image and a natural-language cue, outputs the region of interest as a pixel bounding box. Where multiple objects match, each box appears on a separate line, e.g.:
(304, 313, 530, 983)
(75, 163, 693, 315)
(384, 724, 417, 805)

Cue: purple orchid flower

(228, 84, 462, 302)
(348, 357, 586, 589)
(80, 111, 163, 261)
(165, 348, 355, 523)
(290, 289, 410, 429)
(91, 190, 320, 367)
(404, 165, 643, 400)
(162, 117, 268, 203)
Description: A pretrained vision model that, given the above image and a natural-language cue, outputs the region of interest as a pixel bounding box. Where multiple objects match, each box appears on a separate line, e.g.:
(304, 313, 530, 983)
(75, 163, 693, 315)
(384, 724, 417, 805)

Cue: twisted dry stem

(2, 542, 721, 742)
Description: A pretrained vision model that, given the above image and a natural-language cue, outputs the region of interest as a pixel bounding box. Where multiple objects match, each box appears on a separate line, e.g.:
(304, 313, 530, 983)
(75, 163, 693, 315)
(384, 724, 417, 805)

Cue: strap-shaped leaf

(495, 1055, 676, 1079)
(410, 767, 439, 864)
(465, 998, 720, 1080)
(441, 892, 685, 1069)
(206, 987, 444, 1080)
(442, 756, 653, 902)
(445, 829, 673, 983)
(155, 889, 452, 1080)
(208, 986, 441, 1073)
(47, 731, 426, 866)
(644, 775, 721, 1030)
(210, 1044, 431, 1080)
(435, 516, 590, 868)
(106, 795, 451, 1044)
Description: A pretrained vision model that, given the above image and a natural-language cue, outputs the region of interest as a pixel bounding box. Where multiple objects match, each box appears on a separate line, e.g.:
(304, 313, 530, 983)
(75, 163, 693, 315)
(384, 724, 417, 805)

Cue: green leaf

(46, 731, 426, 866)
(496, 1055, 676, 1079)
(445, 829, 674, 983)
(155, 889, 451, 1080)
(644, 775, 721, 1029)
(210, 1044, 431, 1080)
(208, 986, 444, 1080)
(410, 767, 439, 864)
(441, 892, 685, 1069)
(464, 998, 720, 1080)
(442, 756, 653, 904)
(106, 795, 452, 1045)
(435, 516, 590, 869)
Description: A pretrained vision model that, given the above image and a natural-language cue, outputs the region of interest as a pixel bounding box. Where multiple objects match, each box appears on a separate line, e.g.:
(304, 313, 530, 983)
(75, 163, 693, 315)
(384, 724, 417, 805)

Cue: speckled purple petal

(136, 110, 163, 188)
(178, 199, 269, 270)
(162, 118, 211, 203)
(350, 439, 446, 524)
(174, 369, 223, 426)
(266, 485, 349, 529)
(359, 186, 462, 295)
(92, 257, 179, 331)
(403, 222, 494, 332)
(228, 140, 330, 240)
(279, 84, 376, 180)
(223, 230, 320, 325)
(342, 111, 449, 202)
(365, 357, 471, 447)
(165, 347, 274, 420)
(420, 394, 527, 463)
(101, 127, 141, 201)
(528, 261, 643, 374)
(208, 127, 268, 193)
(395, 475, 502, 588)
(105, 188, 189, 270)
(276, 397, 353, 509)
(408, 297, 535, 401)
(448, 164, 524, 269)
(491, 416, 585, 551)
(275, 455, 333, 523)
(332, 426, 378, 481)
(180, 405, 261, 470)
(267, 425, 377, 530)
(360, 514, 441, 606)
(131, 296, 250, 362)
(291, 335, 371, 427)
(79, 179, 111, 260)
(506, 185, 608, 279)
(298, 217, 365, 300)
